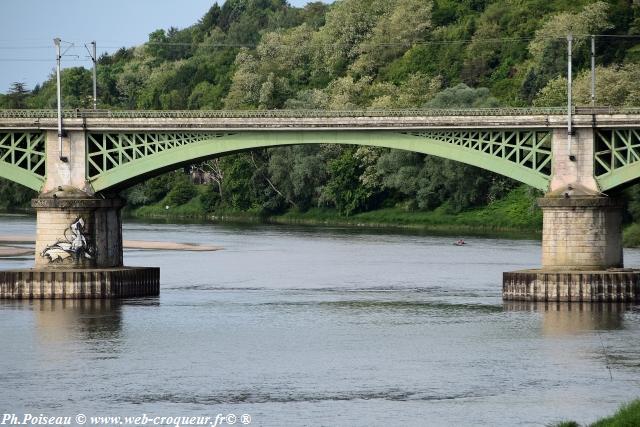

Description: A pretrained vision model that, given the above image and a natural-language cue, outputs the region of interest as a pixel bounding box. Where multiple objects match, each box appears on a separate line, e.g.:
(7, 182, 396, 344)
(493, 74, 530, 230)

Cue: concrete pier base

(538, 196, 624, 270)
(503, 269, 640, 302)
(502, 195, 634, 302)
(0, 267, 159, 299)
(0, 187, 161, 299)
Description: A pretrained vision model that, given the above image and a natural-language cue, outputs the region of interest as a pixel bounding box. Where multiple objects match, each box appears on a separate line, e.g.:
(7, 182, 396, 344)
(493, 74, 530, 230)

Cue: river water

(1, 214, 639, 426)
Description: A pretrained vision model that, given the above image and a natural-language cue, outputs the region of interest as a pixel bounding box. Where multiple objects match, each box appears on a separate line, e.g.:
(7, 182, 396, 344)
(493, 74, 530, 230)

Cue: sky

(0, 0, 331, 93)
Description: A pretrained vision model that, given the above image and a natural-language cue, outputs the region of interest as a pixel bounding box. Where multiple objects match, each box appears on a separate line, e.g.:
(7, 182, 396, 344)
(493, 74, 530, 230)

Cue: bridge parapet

(2, 106, 640, 119)
(0, 107, 574, 118)
(1, 108, 640, 131)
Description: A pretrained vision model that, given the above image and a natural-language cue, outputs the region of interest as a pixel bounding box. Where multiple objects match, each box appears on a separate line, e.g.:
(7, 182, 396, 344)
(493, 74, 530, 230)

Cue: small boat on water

(454, 239, 467, 246)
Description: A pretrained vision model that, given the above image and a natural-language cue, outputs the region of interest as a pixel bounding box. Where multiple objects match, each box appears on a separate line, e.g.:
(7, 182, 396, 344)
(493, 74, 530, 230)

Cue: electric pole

(54, 38, 67, 162)
(591, 35, 596, 107)
(85, 41, 97, 110)
(567, 33, 574, 161)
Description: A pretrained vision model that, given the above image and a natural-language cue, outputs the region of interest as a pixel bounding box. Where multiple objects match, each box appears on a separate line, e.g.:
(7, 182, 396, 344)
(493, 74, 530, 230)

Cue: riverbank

(126, 186, 640, 246)
(8, 183, 640, 244)
(0, 235, 222, 257)
(131, 186, 544, 238)
(556, 399, 640, 426)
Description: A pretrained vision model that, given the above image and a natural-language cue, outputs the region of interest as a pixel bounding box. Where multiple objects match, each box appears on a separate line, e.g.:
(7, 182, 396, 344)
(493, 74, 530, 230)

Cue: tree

(223, 49, 262, 108)
(0, 179, 36, 209)
(424, 83, 500, 108)
(188, 81, 224, 109)
(350, 0, 433, 77)
(534, 63, 640, 107)
(321, 148, 375, 216)
(311, 0, 389, 78)
(528, 2, 612, 61)
(369, 73, 442, 109)
(198, 3, 222, 34)
(523, 1, 613, 100)
(268, 145, 329, 211)
(166, 175, 198, 206)
(61, 67, 93, 108)
(5, 82, 29, 109)
(116, 60, 152, 108)
(192, 159, 225, 199)
(376, 150, 423, 199)
(216, 154, 261, 211)
(324, 76, 372, 110)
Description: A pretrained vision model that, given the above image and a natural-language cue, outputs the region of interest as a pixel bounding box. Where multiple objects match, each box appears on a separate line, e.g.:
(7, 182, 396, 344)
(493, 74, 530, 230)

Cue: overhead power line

(0, 34, 622, 50)
(85, 33, 640, 49)
(1, 33, 638, 62)
(0, 46, 53, 50)
(0, 58, 91, 62)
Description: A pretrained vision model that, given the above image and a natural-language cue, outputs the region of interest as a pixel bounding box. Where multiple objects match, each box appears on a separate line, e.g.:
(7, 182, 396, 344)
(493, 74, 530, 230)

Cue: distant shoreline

(0, 235, 222, 257)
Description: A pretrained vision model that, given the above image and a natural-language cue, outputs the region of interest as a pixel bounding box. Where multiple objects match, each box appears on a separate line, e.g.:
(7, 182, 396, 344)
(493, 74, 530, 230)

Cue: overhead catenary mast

(54, 37, 66, 162)
(567, 33, 574, 161)
(85, 41, 97, 110)
(591, 35, 596, 107)
(54, 38, 79, 162)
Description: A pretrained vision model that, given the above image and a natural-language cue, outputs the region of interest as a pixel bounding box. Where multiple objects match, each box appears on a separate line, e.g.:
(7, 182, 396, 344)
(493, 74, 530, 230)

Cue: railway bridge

(1, 107, 639, 301)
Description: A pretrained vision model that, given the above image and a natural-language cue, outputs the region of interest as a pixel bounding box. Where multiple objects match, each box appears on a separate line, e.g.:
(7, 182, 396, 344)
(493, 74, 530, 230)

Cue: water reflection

(504, 301, 629, 334)
(1, 299, 125, 355)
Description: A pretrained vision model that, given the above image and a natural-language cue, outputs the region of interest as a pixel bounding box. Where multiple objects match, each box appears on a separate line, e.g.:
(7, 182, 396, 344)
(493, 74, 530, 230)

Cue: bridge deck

(0, 108, 638, 131)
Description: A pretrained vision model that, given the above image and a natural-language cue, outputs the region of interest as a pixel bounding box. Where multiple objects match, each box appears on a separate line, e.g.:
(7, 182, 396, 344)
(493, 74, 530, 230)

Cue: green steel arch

(0, 131, 46, 191)
(86, 129, 553, 193)
(594, 128, 640, 191)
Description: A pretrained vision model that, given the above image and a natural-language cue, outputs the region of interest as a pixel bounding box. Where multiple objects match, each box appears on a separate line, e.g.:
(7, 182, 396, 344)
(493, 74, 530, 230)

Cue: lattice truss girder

(595, 129, 640, 177)
(401, 129, 552, 177)
(0, 131, 46, 177)
(86, 132, 230, 179)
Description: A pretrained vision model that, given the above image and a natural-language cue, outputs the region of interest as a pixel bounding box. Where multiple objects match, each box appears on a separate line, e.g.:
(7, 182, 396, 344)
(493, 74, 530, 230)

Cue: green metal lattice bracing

(0, 131, 46, 191)
(5, 106, 640, 119)
(595, 129, 640, 191)
(87, 129, 552, 192)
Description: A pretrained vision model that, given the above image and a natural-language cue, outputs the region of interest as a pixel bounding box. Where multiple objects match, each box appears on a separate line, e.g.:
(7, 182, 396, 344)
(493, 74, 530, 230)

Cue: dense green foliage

(0, 181, 35, 211)
(555, 399, 640, 426)
(590, 399, 640, 426)
(4, 0, 640, 230)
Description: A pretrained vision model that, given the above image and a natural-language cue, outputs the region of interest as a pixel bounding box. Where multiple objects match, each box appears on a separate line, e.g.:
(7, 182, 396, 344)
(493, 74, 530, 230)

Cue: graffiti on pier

(41, 217, 94, 262)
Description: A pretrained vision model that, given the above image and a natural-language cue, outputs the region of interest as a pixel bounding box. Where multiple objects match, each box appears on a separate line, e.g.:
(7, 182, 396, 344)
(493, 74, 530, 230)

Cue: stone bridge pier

(0, 130, 159, 299)
(503, 128, 640, 302)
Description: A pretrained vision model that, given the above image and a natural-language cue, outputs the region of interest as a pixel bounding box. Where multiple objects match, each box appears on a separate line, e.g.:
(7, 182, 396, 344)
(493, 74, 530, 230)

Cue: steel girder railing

(0, 107, 592, 119)
(2, 106, 640, 120)
(0, 107, 640, 119)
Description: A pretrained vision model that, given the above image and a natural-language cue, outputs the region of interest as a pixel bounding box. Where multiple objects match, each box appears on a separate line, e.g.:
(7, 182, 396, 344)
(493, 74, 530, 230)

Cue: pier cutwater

(0, 107, 639, 301)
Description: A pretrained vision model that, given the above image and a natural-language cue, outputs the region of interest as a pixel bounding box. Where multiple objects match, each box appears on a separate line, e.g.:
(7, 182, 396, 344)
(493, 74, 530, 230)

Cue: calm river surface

(1, 214, 640, 426)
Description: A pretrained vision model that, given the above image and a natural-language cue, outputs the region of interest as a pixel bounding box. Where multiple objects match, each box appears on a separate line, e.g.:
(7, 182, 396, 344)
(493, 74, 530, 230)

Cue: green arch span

(0, 162, 44, 191)
(89, 130, 551, 193)
(597, 164, 640, 192)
